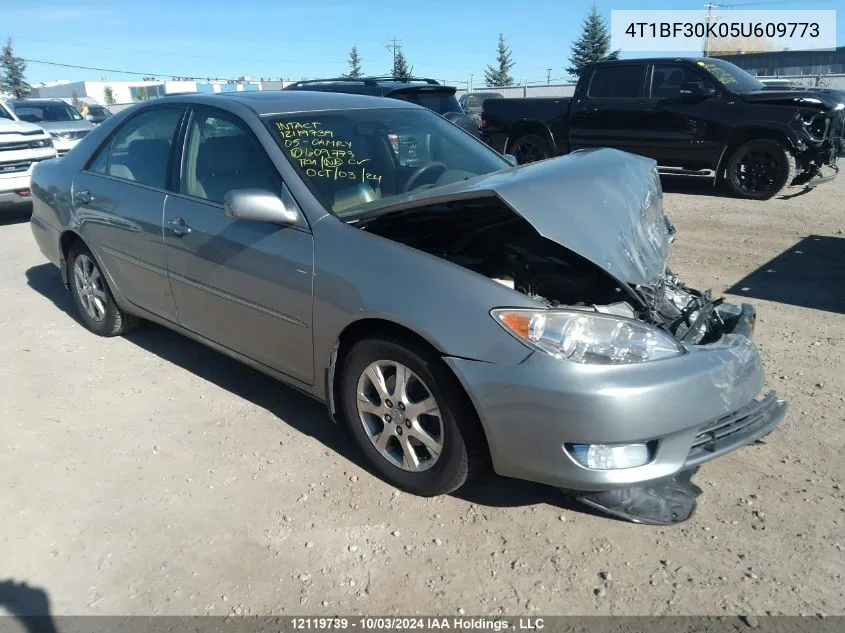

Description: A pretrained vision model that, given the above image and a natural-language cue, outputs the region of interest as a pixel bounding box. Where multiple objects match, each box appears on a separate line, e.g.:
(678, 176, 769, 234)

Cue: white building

(32, 78, 278, 105)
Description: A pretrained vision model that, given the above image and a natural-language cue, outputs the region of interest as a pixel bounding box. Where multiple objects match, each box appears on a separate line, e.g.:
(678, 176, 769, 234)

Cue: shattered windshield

(696, 59, 765, 93)
(269, 108, 509, 217)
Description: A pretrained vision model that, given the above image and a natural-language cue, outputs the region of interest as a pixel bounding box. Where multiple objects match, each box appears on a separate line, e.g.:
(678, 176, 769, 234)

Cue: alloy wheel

(732, 148, 782, 196)
(73, 253, 108, 322)
(355, 360, 444, 472)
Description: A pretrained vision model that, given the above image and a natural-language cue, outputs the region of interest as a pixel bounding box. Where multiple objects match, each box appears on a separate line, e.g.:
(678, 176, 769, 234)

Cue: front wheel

(509, 133, 552, 164)
(339, 338, 484, 496)
(723, 139, 797, 200)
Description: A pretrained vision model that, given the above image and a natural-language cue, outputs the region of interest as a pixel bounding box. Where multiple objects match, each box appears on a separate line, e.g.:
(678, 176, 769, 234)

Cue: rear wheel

(68, 244, 138, 337)
(339, 337, 484, 496)
(724, 139, 797, 200)
(509, 133, 552, 164)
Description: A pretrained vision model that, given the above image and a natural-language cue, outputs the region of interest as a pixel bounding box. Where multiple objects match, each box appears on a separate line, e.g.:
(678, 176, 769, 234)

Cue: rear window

(389, 90, 462, 114)
(588, 65, 647, 98)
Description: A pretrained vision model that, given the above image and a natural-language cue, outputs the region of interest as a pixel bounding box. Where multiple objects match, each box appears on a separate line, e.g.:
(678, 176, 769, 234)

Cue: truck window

(587, 65, 647, 98)
(651, 65, 716, 99)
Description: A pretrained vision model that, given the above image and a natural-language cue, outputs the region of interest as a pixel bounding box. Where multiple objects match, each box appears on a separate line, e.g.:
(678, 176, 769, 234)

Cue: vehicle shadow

(0, 579, 59, 633)
(0, 205, 32, 227)
(25, 263, 613, 517)
(726, 234, 845, 314)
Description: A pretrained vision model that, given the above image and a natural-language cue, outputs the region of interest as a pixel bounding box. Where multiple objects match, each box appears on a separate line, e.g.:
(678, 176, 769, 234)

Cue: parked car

(81, 103, 114, 125)
(759, 77, 799, 89)
(481, 57, 845, 200)
(29, 92, 786, 524)
(0, 101, 56, 210)
(459, 91, 504, 125)
(7, 98, 96, 157)
(284, 76, 481, 138)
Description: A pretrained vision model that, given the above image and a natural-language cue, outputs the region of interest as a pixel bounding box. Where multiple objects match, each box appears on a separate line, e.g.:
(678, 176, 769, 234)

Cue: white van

(0, 101, 57, 209)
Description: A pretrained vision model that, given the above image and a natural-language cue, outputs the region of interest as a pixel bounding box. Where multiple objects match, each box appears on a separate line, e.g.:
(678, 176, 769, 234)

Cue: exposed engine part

(636, 273, 726, 344)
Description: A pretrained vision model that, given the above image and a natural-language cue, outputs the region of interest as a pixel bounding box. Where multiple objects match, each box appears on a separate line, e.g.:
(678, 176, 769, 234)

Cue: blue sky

(4, 0, 843, 88)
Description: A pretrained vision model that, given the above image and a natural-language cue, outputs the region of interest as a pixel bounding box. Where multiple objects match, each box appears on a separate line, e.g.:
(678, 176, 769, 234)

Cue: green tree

(0, 37, 31, 98)
(392, 46, 411, 79)
(71, 91, 81, 109)
(345, 46, 363, 79)
(484, 33, 515, 87)
(567, 5, 619, 78)
(103, 85, 116, 105)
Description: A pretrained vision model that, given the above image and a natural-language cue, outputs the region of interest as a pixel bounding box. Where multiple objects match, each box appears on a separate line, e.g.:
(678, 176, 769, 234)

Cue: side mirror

(85, 114, 95, 122)
(680, 82, 716, 100)
(504, 154, 518, 167)
(223, 188, 300, 225)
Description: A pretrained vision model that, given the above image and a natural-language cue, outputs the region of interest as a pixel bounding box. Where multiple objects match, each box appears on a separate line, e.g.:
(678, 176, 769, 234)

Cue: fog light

(567, 442, 652, 470)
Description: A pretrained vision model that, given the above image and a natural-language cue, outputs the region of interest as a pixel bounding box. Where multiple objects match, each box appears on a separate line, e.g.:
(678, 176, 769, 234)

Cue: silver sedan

(28, 91, 786, 524)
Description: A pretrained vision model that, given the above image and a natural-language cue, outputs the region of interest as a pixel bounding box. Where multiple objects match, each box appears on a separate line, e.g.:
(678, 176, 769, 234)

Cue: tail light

(387, 132, 400, 156)
(479, 112, 488, 131)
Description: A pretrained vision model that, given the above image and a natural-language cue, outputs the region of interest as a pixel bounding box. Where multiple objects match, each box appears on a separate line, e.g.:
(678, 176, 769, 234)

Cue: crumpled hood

(0, 118, 46, 135)
(741, 89, 845, 109)
(370, 147, 671, 286)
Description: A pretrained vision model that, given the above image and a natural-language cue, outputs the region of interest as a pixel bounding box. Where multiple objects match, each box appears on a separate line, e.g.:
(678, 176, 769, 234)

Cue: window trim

(586, 63, 649, 99)
(81, 104, 188, 193)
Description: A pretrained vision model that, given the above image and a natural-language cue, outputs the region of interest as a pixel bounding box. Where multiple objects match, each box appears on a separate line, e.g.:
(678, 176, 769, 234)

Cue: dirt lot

(1, 176, 843, 618)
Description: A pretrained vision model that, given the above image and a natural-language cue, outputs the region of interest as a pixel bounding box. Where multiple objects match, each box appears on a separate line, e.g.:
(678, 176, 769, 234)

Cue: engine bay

(359, 197, 732, 345)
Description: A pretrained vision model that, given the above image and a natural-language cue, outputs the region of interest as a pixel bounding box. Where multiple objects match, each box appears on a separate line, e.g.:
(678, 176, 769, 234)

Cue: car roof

(583, 57, 713, 68)
(10, 98, 69, 104)
(157, 89, 421, 115)
(284, 77, 457, 96)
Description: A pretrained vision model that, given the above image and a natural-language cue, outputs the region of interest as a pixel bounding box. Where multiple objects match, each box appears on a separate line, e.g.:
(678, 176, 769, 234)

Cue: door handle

(165, 217, 191, 237)
(73, 189, 93, 205)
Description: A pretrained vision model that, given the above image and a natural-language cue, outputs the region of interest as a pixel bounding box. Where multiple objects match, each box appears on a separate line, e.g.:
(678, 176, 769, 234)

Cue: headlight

(492, 308, 684, 364)
(48, 131, 62, 139)
(32, 138, 53, 148)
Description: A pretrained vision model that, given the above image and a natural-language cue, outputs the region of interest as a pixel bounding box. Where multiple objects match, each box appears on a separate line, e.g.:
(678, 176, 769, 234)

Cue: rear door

(162, 106, 315, 384)
(568, 63, 649, 154)
(71, 105, 185, 321)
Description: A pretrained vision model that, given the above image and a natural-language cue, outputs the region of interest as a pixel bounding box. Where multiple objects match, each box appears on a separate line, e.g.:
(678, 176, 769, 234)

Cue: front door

(72, 106, 186, 321)
(162, 107, 315, 384)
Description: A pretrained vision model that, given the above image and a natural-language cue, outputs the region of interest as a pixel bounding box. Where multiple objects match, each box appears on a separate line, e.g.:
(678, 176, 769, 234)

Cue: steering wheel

(403, 161, 448, 193)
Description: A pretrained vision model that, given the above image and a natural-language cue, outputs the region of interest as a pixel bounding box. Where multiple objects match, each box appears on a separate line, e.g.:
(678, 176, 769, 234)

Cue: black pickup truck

(481, 57, 845, 199)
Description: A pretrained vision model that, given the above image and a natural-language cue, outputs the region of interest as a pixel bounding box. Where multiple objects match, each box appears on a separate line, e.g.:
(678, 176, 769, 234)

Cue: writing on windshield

(276, 121, 383, 187)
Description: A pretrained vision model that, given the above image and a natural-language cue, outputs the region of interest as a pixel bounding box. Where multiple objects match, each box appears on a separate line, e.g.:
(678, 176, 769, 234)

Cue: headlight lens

(32, 138, 53, 148)
(492, 308, 684, 364)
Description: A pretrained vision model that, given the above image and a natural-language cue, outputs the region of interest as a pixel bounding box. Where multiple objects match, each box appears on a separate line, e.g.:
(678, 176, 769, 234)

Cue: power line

(22, 58, 241, 82)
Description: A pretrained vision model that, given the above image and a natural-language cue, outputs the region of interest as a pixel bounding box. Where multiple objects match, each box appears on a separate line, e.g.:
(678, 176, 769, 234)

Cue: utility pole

(703, 3, 719, 57)
(386, 37, 401, 72)
(469, 73, 473, 93)
(546, 68, 552, 85)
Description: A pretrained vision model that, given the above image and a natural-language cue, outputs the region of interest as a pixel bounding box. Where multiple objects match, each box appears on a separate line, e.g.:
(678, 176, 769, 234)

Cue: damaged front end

(783, 94, 845, 185)
(356, 149, 785, 524)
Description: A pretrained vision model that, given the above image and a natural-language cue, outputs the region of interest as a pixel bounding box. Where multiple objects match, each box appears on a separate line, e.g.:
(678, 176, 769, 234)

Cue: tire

(339, 336, 485, 496)
(508, 133, 553, 164)
(68, 243, 138, 337)
(723, 138, 797, 200)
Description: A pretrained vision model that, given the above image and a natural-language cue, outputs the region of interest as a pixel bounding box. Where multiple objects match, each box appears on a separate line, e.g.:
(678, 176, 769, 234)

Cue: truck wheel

(509, 133, 552, 164)
(724, 139, 797, 200)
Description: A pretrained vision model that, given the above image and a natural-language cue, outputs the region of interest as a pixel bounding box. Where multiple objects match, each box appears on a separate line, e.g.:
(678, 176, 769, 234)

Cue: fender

(716, 121, 806, 176)
(504, 119, 558, 155)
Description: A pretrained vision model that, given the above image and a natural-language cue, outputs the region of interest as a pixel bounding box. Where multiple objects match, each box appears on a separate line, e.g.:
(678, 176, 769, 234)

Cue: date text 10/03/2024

(277, 121, 384, 187)
(291, 618, 546, 631)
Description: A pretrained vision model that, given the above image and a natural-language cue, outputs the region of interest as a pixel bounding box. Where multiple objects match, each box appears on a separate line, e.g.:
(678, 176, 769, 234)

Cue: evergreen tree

(345, 46, 363, 79)
(0, 38, 31, 98)
(392, 46, 411, 79)
(567, 5, 619, 78)
(484, 33, 515, 87)
(103, 86, 116, 105)
(71, 91, 81, 109)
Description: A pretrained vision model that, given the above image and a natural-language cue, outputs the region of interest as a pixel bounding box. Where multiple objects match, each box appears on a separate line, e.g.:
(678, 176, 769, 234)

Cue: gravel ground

(1, 176, 843, 618)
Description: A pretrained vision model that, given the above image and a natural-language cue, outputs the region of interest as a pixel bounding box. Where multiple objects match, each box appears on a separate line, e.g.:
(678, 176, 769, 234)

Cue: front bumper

(0, 173, 35, 209)
(445, 303, 786, 491)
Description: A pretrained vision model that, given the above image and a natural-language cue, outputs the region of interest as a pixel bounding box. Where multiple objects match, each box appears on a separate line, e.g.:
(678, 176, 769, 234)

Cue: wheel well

(717, 128, 798, 176)
(59, 230, 84, 286)
(329, 318, 492, 463)
(505, 121, 555, 155)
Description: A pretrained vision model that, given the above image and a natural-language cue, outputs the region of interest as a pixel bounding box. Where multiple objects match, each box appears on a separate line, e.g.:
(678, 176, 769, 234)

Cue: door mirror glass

(504, 153, 518, 167)
(223, 189, 300, 225)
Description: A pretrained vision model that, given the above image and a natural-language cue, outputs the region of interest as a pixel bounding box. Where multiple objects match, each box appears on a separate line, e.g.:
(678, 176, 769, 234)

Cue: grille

(690, 392, 778, 453)
(65, 130, 90, 140)
(0, 160, 32, 174)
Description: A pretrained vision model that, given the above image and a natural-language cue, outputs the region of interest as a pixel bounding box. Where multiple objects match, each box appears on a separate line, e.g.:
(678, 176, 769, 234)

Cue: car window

(270, 107, 509, 217)
(0, 103, 14, 120)
(94, 108, 183, 188)
(587, 65, 647, 98)
(390, 90, 462, 114)
(650, 65, 716, 99)
(11, 101, 83, 122)
(181, 110, 281, 205)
